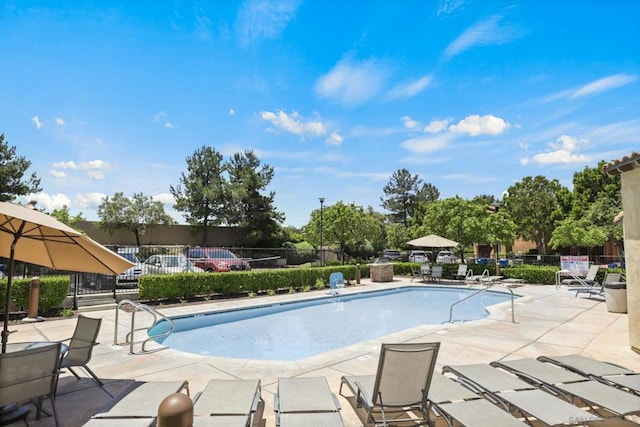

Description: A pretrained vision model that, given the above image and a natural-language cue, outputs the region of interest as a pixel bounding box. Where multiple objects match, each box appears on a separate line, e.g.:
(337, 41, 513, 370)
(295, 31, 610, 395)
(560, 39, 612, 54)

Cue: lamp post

(319, 197, 325, 267)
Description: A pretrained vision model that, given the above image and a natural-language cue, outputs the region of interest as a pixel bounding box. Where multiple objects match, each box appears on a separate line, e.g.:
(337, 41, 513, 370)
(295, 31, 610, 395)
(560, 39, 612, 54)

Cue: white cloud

(326, 132, 344, 146)
(437, 0, 466, 16)
(153, 193, 176, 205)
(25, 193, 71, 212)
(260, 110, 326, 137)
(75, 192, 107, 209)
(449, 114, 510, 136)
(52, 161, 77, 169)
(236, 0, 300, 46)
(445, 14, 519, 59)
(388, 75, 432, 99)
(79, 160, 112, 171)
(571, 73, 638, 98)
(520, 158, 529, 165)
(424, 119, 449, 134)
(532, 150, 589, 165)
(55, 117, 65, 125)
(314, 58, 390, 106)
(401, 132, 453, 154)
(542, 73, 638, 103)
(32, 115, 43, 129)
(50, 170, 67, 178)
(153, 112, 166, 122)
(401, 116, 421, 130)
(530, 134, 590, 165)
(229, 109, 236, 115)
(165, 122, 174, 128)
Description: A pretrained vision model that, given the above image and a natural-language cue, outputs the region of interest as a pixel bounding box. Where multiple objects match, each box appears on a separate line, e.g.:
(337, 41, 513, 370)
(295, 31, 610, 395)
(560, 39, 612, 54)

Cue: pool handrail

(114, 299, 175, 354)
(447, 283, 516, 324)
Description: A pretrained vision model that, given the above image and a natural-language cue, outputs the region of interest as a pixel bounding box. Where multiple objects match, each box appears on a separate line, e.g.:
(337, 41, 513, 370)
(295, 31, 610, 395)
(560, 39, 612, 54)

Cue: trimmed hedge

(138, 264, 371, 302)
(0, 276, 69, 313)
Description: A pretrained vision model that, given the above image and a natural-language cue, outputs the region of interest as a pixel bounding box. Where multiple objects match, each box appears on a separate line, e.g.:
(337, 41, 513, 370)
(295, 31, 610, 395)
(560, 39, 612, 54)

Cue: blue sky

(2, 1, 639, 227)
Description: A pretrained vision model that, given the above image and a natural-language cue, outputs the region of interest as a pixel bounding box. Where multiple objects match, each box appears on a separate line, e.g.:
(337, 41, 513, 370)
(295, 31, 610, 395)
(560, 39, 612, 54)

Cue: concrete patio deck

(8, 277, 640, 426)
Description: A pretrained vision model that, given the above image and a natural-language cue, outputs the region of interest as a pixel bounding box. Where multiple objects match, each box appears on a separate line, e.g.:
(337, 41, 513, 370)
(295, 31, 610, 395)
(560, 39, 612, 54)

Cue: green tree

(483, 210, 518, 259)
(502, 176, 571, 254)
(305, 201, 384, 261)
(549, 217, 608, 254)
(570, 162, 623, 246)
(385, 223, 410, 250)
(50, 205, 85, 230)
(170, 146, 227, 246)
(226, 150, 284, 246)
(0, 133, 41, 201)
(380, 168, 439, 227)
(412, 197, 486, 261)
(97, 192, 174, 246)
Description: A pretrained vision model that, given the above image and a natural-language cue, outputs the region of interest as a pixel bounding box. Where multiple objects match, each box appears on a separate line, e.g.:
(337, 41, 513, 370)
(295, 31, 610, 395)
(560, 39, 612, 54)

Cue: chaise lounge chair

(192, 379, 262, 427)
(537, 354, 640, 396)
(450, 264, 468, 281)
(561, 264, 599, 287)
(572, 272, 621, 298)
(489, 358, 640, 421)
(339, 342, 440, 426)
(443, 363, 603, 426)
(275, 377, 344, 427)
(83, 380, 189, 426)
(427, 372, 528, 427)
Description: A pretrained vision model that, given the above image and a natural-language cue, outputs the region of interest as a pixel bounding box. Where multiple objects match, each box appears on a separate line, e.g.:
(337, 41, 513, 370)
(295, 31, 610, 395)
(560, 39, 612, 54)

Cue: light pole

(319, 197, 325, 267)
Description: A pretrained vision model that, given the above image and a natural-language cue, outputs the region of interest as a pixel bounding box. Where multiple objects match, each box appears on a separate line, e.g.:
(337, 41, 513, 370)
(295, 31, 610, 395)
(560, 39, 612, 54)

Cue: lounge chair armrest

(354, 381, 373, 406)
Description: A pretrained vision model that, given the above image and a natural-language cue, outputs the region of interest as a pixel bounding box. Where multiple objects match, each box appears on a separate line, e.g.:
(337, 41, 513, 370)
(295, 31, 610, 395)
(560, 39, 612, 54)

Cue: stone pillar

(621, 167, 640, 352)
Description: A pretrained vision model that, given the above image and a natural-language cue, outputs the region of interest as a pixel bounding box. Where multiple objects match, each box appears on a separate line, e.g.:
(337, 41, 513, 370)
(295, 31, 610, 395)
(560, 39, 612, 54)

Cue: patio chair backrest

(585, 265, 599, 281)
(0, 342, 61, 406)
(329, 272, 344, 289)
(65, 315, 102, 366)
(431, 266, 443, 279)
(371, 342, 440, 408)
(456, 264, 467, 275)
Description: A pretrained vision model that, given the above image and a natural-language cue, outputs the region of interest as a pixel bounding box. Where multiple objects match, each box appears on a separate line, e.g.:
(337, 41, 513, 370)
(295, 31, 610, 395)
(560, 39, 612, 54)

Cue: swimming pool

(151, 286, 516, 361)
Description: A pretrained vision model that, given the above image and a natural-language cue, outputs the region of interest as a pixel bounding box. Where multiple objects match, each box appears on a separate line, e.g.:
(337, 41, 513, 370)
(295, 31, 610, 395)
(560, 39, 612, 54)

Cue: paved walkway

(8, 278, 640, 426)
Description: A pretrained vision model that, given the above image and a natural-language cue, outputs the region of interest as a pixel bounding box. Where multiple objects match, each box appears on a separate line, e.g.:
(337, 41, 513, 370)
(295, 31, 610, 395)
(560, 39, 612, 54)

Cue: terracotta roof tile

(602, 151, 640, 176)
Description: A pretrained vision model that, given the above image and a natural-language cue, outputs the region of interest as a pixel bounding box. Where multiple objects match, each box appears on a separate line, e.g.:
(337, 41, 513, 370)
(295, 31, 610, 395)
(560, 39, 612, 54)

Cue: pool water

(151, 286, 515, 361)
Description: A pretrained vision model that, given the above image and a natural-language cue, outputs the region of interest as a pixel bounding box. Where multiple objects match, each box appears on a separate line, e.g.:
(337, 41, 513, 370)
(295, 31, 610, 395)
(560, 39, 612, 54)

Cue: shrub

(0, 276, 69, 313)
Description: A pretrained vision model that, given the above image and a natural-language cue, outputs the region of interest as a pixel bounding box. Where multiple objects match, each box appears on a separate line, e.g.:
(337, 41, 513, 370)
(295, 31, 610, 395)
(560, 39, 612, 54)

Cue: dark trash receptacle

(499, 259, 509, 268)
(603, 282, 627, 313)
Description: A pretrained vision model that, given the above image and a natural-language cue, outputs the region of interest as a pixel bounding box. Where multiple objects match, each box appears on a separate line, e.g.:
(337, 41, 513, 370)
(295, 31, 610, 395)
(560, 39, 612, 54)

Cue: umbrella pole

(2, 227, 23, 354)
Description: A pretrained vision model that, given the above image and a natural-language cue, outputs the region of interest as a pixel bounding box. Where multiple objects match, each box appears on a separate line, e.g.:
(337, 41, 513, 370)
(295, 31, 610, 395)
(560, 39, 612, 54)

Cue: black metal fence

(2, 246, 626, 299)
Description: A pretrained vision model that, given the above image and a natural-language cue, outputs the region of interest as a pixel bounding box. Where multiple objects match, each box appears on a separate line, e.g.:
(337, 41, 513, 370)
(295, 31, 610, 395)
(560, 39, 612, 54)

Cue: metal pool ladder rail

(446, 283, 516, 324)
(114, 299, 175, 354)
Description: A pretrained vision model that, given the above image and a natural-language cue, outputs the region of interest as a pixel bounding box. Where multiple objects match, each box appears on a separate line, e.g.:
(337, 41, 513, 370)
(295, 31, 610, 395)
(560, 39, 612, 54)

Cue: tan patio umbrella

(407, 234, 459, 248)
(0, 201, 134, 352)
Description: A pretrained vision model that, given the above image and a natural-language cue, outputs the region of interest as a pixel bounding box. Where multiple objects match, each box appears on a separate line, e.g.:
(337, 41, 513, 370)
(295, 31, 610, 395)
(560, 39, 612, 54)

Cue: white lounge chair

(84, 381, 189, 426)
(275, 377, 344, 427)
(561, 264, 599, 287)
(443, 362, 605, 426)
(193, 379, 262, 427)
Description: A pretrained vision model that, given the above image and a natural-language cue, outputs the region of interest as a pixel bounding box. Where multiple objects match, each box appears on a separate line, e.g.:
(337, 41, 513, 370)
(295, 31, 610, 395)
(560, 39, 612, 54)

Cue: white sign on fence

(560, 255, 589, 276)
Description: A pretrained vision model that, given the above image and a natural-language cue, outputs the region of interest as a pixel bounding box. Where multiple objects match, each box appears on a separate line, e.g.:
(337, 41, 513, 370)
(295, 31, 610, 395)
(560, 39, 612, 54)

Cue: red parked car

(186, 247, 251, 272)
